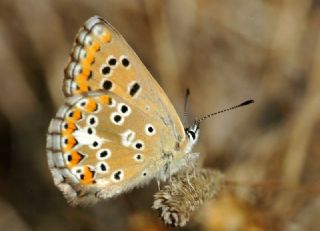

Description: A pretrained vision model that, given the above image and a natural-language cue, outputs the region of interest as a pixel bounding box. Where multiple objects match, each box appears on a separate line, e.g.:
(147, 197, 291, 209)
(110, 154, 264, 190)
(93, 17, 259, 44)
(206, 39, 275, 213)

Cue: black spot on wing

(129, 83, 140, 97)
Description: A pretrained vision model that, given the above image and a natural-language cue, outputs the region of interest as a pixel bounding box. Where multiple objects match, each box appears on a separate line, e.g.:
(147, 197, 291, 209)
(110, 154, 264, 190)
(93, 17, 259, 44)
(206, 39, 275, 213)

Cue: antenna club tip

(240, 99, 255, 106)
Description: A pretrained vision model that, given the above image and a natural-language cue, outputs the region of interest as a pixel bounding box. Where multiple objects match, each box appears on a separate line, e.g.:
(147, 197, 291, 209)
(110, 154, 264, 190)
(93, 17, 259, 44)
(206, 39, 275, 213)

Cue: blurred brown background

(0, 0, 319, 230)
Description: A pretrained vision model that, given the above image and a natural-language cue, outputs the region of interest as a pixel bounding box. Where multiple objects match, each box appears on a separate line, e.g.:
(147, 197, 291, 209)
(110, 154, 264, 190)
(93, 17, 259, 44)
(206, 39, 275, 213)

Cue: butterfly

(46, 16, 253, 206)
(46, 16, 201, 206)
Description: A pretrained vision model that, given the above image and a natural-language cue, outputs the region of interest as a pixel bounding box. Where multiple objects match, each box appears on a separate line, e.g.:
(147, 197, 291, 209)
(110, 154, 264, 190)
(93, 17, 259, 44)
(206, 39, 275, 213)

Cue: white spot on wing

(120, 129, 135, 147)
(73, 128, 106, 147)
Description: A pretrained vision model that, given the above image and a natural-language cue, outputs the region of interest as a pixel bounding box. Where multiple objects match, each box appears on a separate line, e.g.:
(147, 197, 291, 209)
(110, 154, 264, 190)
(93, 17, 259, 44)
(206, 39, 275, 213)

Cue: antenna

(183, 88, 191, 127)
(196, 99, 255, 124)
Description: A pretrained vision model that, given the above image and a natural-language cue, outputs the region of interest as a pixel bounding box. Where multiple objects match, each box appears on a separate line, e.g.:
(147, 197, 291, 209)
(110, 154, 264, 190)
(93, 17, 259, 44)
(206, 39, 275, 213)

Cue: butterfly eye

(111, 170, 124, 182)
(110, 112, 125, 125)
(87, 115, 98, 126)
(120, 55, 130, 68)
(117, 103, 131, 117)
(96, 149, 111, 160)
(133, 153, 143, 162)
(96, 161, 109, 173)
(145, 123, 156, 136)
(142, 171, 148, 177)
(133, 140, 144, 150)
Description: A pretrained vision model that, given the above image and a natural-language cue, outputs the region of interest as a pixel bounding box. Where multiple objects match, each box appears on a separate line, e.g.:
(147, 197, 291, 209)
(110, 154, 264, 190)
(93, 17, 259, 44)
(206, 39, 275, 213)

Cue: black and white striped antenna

(195, 99, 255, 124)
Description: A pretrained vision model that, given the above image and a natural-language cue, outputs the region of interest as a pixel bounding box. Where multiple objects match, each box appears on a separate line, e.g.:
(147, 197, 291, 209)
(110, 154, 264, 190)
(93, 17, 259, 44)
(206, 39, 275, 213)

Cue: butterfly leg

(184, 152, 200, 192)
(160, 151, 174, 182)
(156, 178, 161, 190)
(185, 152, 199, 177)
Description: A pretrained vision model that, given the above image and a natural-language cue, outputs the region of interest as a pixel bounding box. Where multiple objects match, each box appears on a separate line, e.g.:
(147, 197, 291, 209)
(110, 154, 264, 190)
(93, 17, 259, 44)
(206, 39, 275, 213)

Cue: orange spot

(90, 41, 100, 52)
(77, 82, 89, 91)
(101, 32, 112, 43)
(83, 67, 90, 75)
(81, 52, 94, 66)
(75, 73, 88, 83)
(87, 52, 95, 63)
(63, 122, 77, 135)
(99, 95, 110, 104)
(87, 47, 96, 57)
(81, 166, 95, 184)
(63, 135, 78, 152)
(84, 99, 98, 112)
(67, 109, 82, 121)
(68, 151, 84, 167)
(81, 59, 91, 68)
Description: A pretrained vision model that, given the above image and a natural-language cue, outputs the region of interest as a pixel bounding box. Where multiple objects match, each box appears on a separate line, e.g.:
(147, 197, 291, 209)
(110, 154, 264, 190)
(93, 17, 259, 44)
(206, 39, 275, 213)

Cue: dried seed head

(152, 168, 224, 227)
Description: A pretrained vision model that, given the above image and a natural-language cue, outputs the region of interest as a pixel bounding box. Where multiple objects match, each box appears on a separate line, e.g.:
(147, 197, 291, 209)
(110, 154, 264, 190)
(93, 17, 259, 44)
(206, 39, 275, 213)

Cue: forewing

(63, 16, 182, 131)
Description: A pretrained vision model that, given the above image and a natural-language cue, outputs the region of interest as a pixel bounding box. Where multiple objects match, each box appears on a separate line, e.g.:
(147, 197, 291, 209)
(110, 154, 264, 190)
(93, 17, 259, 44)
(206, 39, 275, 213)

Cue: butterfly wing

(47, 92, 182, 205)
(64, 17, 177, 126)
(48, 16, 189, 205)
(64, 15, 186, 150)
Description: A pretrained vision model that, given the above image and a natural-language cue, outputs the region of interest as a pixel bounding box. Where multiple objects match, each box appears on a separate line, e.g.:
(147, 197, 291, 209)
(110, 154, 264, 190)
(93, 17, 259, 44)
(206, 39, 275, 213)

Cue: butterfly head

(182, 99, 255, 153)
(185, 121, 200, 146)
(184, 121, 200, 153)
